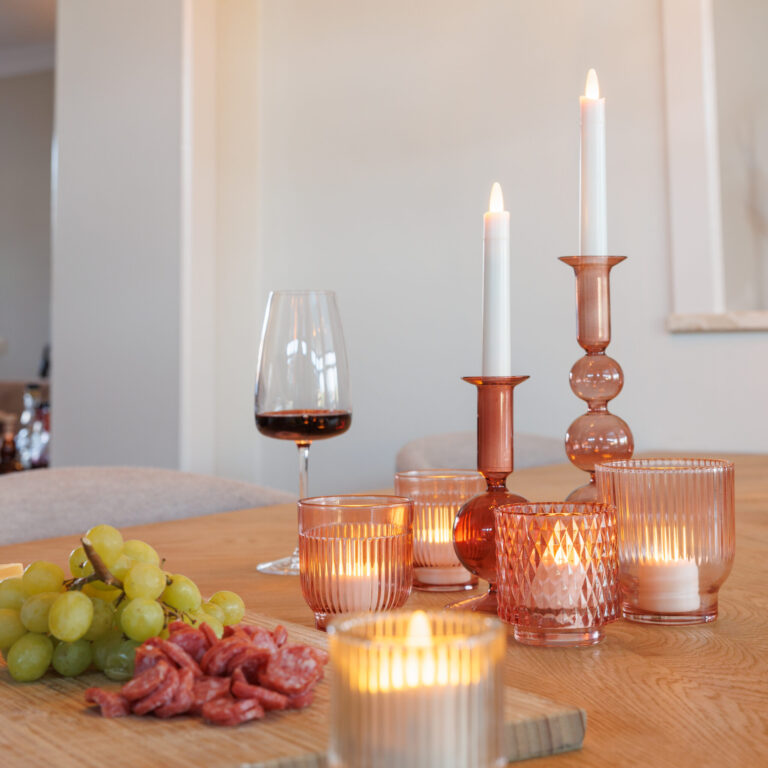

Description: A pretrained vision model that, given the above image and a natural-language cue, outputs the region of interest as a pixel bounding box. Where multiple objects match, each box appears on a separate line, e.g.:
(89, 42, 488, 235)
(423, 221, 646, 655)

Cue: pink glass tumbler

(596, 458, 735, 625)
(394, 470, 485, 591)
(298, 495, 413, 629)
(495, 502, 620, 646)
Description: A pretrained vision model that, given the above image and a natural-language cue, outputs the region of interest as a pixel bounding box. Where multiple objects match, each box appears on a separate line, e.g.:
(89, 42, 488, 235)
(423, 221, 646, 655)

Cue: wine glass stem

(297, 442, 310, 499)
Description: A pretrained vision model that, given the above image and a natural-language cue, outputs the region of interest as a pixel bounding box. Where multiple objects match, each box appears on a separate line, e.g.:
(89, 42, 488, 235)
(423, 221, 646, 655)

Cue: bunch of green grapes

(0, 524, 245, 683)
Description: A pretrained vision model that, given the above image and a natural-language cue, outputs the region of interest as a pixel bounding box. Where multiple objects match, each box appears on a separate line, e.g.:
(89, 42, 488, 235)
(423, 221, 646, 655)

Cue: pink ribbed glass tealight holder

(495, 502, 620, 646)
(394, 470, 485, 591)
(327, 610, 506, 768)
(298, 495, 413, 630)
(596, 458, 735, 625)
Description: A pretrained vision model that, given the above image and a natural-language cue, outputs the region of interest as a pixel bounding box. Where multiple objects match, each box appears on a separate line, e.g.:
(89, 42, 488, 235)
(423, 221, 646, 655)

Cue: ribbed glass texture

(298, 496, 413, 628)
(495, 502, 620, 646)
(596, 458, 735, 624)
(327, 611, 506, 768)
(394, 470, 485, 590)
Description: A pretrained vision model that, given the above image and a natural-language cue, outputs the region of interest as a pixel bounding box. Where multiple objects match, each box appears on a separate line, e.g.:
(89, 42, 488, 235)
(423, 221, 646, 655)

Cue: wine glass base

(256, 553, 300, 576)
(445, 588, 498, 613)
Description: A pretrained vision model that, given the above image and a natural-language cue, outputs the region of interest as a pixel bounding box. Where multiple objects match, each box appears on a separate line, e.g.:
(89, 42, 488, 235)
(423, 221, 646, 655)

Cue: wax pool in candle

(531, 531, 587, 610)
(482, 182, 512, 376)
(579, 68, 607, 255)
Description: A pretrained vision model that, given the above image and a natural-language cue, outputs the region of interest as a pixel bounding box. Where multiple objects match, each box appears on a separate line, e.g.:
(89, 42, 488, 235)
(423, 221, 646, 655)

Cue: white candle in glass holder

(636, 528, 699, 613)
(531, 529, 587, 609)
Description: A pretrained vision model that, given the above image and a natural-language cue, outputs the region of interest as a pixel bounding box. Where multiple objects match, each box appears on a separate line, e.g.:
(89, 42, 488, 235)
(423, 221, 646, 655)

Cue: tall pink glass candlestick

(561, 256, 633, 500)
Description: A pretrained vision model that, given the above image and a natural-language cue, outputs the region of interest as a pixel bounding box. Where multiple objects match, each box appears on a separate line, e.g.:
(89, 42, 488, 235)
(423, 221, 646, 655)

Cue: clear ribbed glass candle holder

(394, 470, 485, 591)
(327, 611, 506, 768)
(495, 502, 620, 646)
(298, 495, 413, 629)
(596, 458, 735, 625)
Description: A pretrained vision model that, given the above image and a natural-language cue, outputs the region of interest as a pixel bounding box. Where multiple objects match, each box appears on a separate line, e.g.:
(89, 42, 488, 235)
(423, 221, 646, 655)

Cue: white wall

(222, 0, 766, 495)
(52, 0, 216, 470)
(0, 71, 52, 381)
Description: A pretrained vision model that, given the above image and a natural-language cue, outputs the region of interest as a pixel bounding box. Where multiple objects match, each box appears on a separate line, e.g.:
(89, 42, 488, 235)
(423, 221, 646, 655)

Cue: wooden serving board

(0, 612, 585, 767)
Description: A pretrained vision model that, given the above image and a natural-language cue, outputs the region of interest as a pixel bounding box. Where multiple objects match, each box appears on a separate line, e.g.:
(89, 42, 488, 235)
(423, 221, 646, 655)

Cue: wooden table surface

(1, 454, 766, 767)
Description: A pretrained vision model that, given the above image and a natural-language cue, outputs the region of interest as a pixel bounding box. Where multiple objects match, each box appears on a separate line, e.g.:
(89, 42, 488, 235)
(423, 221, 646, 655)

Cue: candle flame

(585, 68, 600, 100)
(489, 182, 504, 213)
(406, 610, 432, 645)
(542, 523, 582, 567)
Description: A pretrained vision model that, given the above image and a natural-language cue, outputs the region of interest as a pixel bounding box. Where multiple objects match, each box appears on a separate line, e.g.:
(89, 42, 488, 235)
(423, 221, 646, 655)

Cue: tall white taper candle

(579, 68, 607, 255)
(482, 182, 512, 375)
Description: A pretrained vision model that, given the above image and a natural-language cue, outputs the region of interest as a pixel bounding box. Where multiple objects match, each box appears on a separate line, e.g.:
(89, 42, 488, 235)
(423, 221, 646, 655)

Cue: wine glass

(254, 290, 352, 575)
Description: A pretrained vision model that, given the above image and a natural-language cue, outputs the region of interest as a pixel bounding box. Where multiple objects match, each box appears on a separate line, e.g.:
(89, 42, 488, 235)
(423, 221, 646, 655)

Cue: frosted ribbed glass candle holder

(394, 470, 485, 591)
(495, 502, 620, 646)
(298, 495, 413, 629)
(596, 458, 735, 625)
(327, 611, 506, 768)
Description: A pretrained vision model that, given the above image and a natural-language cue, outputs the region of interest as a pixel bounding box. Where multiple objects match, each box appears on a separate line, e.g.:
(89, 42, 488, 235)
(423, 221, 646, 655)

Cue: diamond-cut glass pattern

(495, 503, 620, 630)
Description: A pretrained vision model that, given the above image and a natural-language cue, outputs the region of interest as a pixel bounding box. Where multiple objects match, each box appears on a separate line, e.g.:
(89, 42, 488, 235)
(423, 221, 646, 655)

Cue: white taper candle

(482, 182, 512, 376)
(579, 68, 607, 255)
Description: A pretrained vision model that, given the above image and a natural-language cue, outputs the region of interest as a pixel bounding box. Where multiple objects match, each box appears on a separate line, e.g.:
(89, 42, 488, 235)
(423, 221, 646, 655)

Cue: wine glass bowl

(254, 290, 351, 575)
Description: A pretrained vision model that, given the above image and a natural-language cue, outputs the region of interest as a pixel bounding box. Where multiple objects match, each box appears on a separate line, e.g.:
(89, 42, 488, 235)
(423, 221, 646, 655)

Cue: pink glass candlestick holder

(448, 375, 529, 614)
(560, 256, 634, 501)
(394, 469, 486, 591)
(298, 495, 413, 629)
(495, 502, 620, 646)
(596, 458, 735, 625)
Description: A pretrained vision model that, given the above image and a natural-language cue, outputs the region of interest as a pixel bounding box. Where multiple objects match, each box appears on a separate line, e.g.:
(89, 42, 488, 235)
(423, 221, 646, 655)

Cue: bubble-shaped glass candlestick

(560, 256, 633, 501)
(448, 375, 529, 614)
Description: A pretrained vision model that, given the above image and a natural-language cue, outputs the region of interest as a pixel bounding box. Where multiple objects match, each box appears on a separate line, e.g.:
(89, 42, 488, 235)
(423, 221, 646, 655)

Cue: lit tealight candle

(328, 611, 506, 768)
(531, 525, 587, 610)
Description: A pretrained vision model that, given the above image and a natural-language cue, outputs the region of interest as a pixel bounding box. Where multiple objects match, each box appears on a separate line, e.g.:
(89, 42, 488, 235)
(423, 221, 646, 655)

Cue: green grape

(123, 563, 166, 601)
(103, 638, 139, 681)
(209, 590, 245, 625)
(200, 601, 225, 624)
(0, 608, 26, 652)
(162, 574, 201, 613)
(22, 561, 65, 596)
(52, 639, 92, 677)
(6, 633, 53, 682)
(122, 539, 160, 567)
(120, 598, 164, 642)
(82, 582, 121, 602)
(68, 546, 93, 578)
(48, 591, 94, 642)
(0, 578, 26, 611)
(83, 596, 115, 641)
(84, 524, 124, 567)
(92, 629, 123, 671)
(192, 611, 223, 639)
(20, 592, 59, 633)
(109, 554, 135, 582)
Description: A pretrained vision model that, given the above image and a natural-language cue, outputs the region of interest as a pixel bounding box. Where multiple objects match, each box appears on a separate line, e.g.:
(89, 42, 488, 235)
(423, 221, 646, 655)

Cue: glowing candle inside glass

(328, 611, 506, 768)
(637, 525, 699, 613)
(530, 523, 587, 609)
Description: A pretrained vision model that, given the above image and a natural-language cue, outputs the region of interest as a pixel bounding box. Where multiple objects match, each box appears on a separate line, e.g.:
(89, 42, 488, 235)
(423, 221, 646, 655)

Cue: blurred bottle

(15, 384, 49, 470)
(1, 416, 21, 474)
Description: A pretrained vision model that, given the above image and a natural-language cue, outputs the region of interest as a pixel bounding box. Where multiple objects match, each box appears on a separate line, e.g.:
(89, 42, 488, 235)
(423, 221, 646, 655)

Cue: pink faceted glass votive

(495, 502, 620, 646)
(298, 495, 413, 629)
(394, 470, 485, 591)
(596, 458, 735, 625)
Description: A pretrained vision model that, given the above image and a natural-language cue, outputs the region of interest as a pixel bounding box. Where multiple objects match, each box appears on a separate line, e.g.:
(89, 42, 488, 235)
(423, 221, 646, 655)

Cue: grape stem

(81, 537, 125, 590)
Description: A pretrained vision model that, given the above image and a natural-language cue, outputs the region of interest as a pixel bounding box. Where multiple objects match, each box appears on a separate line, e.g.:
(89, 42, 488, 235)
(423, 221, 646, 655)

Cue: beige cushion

(395, 431, 564, 473)
(0, 466, 294, 545)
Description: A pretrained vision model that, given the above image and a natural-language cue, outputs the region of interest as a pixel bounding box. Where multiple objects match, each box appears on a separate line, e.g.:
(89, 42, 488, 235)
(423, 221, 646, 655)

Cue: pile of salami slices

(85, 621, 329, 726)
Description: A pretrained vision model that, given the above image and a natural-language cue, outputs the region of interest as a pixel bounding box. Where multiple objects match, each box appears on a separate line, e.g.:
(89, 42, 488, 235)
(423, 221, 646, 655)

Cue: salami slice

(160, 639, 203, 677)
(121, 660, 171, 702)
(287, 689, 315, 710)
(167, 628, 208, 662)
(133, 666, 179, 716)
(230, 668, 289, 711)
(155, 668, 195, 718)
(199, 622, 219, 647)
(201, 636, 249, 677)
(190, 675, 232, 715)
(133, 645, 165, 675)
(224, 645, 272, 677)
(258, 646, 324, 695)
(271, 625, 288, 647)
(202, 696, 265, 726)
(84, 688, 131, 718)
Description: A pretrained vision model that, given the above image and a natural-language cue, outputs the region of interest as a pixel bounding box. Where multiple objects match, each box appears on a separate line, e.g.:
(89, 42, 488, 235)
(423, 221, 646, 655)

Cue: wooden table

(1, 454, 766, 766)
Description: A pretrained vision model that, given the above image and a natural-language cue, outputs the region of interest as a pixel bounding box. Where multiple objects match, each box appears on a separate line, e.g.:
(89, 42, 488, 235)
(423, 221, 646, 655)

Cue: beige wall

(0, 70, 52, 381)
